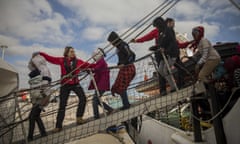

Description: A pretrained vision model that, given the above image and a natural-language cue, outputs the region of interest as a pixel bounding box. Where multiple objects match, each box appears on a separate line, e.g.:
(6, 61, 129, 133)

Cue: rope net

(1, 53, 206, 144)
(0, 0, 211, 143)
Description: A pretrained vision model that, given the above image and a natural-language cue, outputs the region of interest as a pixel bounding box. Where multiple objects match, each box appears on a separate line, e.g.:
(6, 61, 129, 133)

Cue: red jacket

(40, 52, 92, 85)
(136, 28, 190, 49)
(135, 28, 159, 44)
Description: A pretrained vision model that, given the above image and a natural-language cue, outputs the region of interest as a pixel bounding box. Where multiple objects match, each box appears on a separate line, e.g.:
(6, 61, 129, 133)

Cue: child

(107, 31, 136, 110)
(88, 48, 113, 119)
(27, 53, 52, 141)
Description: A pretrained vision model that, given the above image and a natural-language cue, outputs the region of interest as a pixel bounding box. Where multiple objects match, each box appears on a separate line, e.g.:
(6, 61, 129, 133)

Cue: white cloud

(0, 0, 73, 46)
(229, 25, 240, 31)
(1, 0, 240, 89)
(174, 1, 203, 20)
(0, 35, 20, 47)
(175, 21, 220, 41)
(57, 0, 159, 27)
(81, 27, 106, 41)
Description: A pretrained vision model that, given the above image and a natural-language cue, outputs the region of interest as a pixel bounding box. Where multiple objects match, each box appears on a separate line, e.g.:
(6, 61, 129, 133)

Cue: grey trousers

(158, 57, 177, 90)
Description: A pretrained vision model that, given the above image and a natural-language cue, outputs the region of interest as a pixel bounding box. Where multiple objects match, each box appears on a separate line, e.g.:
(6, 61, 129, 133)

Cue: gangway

(13, 82, 205, 144)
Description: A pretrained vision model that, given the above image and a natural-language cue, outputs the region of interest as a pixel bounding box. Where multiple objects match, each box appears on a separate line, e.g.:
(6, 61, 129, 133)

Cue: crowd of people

(26, 16, 240, 141)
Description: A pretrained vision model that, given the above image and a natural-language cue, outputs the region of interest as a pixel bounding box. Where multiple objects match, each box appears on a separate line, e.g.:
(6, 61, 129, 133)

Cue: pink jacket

(88, 58, 110, 91)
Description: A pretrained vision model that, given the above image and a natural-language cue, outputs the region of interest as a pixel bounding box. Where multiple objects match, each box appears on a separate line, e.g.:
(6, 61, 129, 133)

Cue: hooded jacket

(88, 58, 110, 91)
(107, 31, 135, 65)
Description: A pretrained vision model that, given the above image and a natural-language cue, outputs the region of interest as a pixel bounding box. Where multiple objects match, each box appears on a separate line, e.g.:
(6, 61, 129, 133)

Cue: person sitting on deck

(107, 31, 136, 110)
(88, 48, 114, 119)
(27, 53, 52, 141)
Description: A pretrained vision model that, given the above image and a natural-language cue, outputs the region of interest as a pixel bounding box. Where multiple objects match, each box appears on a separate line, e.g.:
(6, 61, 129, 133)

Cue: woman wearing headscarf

(88, 48, 113, 119)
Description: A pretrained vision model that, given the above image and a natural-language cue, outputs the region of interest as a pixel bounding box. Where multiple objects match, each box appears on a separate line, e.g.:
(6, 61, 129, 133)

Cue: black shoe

(160, 91, 167, 96)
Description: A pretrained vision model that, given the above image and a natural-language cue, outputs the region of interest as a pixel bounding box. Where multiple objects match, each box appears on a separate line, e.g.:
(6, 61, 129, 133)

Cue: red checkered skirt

(111, 64, 136, 95)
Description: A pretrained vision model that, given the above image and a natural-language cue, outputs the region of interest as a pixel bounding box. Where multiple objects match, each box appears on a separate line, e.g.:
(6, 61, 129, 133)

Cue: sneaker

(52, 128, 62, 133)
(76, 117, 86, 125)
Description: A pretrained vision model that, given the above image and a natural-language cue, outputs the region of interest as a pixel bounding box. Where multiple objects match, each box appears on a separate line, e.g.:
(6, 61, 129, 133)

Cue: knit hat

(92, 48, 105, 62)
(107, 31, 121, 46)
(192, 26, 204, 41)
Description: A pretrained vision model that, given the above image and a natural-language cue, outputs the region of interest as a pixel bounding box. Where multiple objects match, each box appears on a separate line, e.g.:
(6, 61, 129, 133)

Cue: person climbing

(130, 18, 167, 96)
(88, 48, 114, 119)
(191, 26, 221, 83)
(165, 18, 193, 89)
(38, 46, 93, 133)
(27, 53, 52, 141)
(107, 31, 136, 110)
(131, 17, 192, 95)
(151, 16, 180, 94)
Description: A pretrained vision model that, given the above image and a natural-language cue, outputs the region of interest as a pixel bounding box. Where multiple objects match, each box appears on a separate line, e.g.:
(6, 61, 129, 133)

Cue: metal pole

(208, 84, 227, 144)
(89, 70, 107, 117)
(160, 51, 179, 91)
(14, 75, 28, 144)
(1, 45, 8, 60)
(191, 87, 203, 142)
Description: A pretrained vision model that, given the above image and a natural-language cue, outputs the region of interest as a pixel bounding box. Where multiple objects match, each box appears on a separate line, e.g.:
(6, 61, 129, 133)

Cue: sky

(0, 0, 239, 88)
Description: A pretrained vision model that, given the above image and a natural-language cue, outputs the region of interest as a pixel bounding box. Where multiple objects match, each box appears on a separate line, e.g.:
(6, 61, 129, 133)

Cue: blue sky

(0, 0, 239, 87)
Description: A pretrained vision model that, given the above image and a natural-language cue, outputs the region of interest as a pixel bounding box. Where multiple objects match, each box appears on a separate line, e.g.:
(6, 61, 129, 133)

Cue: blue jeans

(92, 91, 113, 118)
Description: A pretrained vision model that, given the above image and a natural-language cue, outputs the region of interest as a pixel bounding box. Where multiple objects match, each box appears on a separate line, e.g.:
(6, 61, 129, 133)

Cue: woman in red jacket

(39, 46, 92, 132)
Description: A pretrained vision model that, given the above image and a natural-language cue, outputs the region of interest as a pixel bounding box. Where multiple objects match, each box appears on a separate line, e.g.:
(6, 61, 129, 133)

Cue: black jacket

(157, 27, 179, 59)
(116, 41, 135, 65)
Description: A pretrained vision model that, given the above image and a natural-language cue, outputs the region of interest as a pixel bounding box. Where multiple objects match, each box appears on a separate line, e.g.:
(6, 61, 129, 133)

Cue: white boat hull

(135, 98, 240, 144)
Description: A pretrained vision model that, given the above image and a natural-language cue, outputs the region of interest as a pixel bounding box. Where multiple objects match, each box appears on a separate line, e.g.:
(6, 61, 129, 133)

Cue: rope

(105, 0, 180, 61)
(191, 87, 240, 123)
(229, 0, 240, 10)
(0, 0, 178, 104)
(2, 1, 197, 143)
